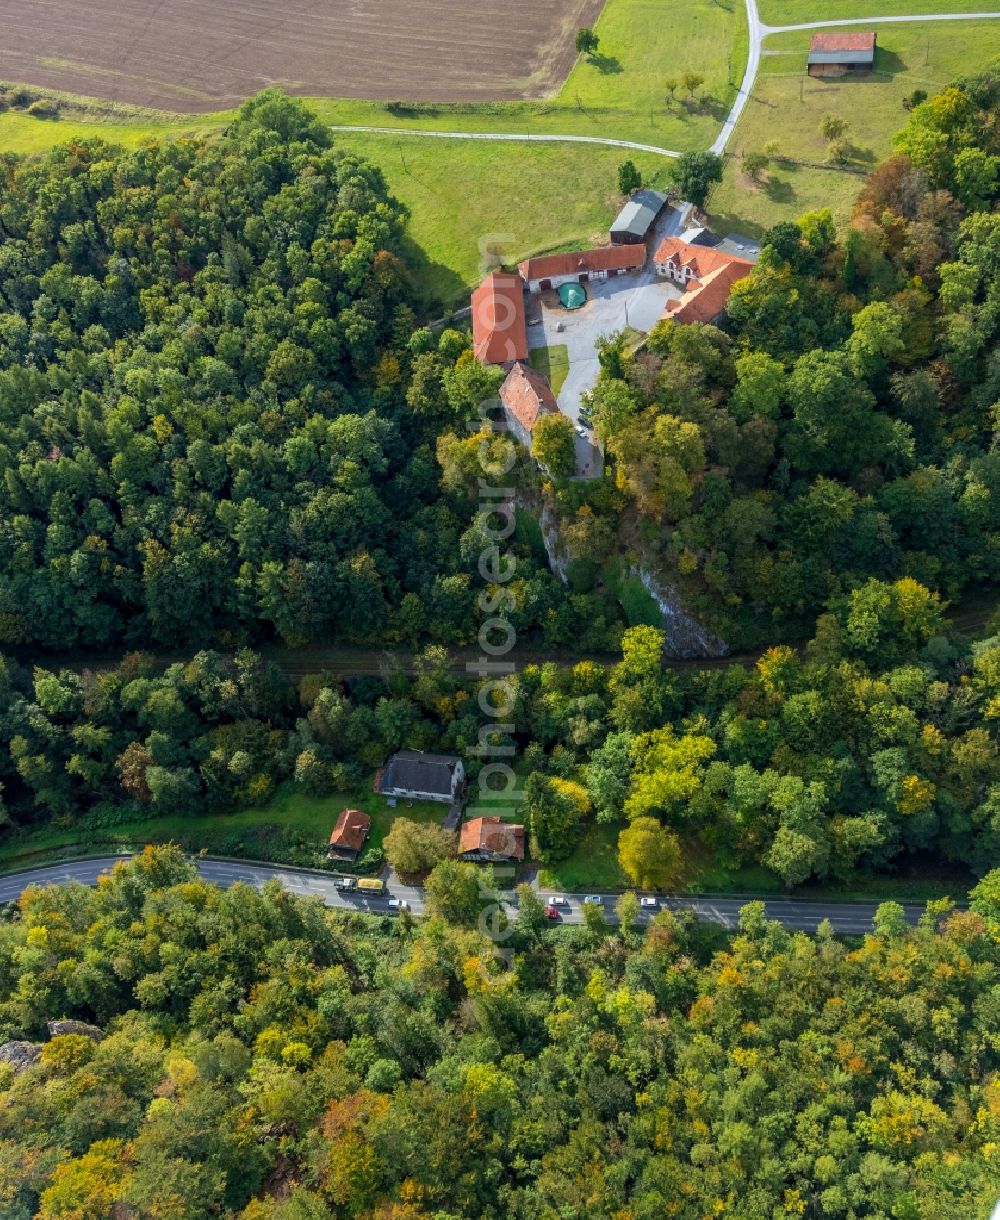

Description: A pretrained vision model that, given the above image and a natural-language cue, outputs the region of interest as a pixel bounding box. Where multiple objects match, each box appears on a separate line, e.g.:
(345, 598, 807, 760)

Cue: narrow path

(765, 10, 1000, 34)
(329, 6, 1000, 160)
(0, 854, 939, 935)
(712, 0, 764, 154)
(328, 125, 682, 159)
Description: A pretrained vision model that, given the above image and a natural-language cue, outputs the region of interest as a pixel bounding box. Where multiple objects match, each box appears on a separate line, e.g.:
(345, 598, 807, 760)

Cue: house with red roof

(460, 816, 525, 863)
(327, 808, 370, 862)
(807, 31, 876, 77)
(471, 271, 528, 366)
(653, 236, 753, 326)
(499, 362, 559, 450)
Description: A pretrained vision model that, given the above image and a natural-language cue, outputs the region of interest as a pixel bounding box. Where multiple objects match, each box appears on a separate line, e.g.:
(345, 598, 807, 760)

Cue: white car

(583, 894, 603, 906)
(640, 896, 658, 909)
(546, 896, 570, 907)
(388, 898, 409, 912)
(575, 424, 588, 437)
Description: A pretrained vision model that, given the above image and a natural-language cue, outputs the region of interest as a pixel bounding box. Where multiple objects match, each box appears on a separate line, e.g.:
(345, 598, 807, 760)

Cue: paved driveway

(526, 205, 689, 438)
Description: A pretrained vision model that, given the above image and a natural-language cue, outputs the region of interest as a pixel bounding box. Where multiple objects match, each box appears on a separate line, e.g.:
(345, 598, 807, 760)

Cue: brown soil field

(0, 0, 607, 112)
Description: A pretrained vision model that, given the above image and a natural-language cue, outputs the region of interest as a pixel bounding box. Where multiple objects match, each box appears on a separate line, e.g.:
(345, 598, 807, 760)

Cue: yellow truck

(356, 878, 386, 894)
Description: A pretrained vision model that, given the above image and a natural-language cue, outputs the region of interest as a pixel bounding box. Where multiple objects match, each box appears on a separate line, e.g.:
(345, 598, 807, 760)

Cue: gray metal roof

(807, 49, 874, 63)
(611, 189, 668, 237)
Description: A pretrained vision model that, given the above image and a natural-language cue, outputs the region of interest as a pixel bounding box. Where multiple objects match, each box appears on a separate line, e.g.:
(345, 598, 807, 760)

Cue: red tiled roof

(471, 272, 528, 365)
(460, 816, 525, 860)
(518, 245, 644, 282)
(329, 808, 370, 852)
(499, 362, 558, 434)
(665, 261, 752, 325)
(809, 31, 876, 52)
(653, 236, 753, 281)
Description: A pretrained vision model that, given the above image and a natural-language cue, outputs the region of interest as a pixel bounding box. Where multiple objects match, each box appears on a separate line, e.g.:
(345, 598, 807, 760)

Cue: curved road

(0, 855, 934, 935)
(330, 3, 1000, 160)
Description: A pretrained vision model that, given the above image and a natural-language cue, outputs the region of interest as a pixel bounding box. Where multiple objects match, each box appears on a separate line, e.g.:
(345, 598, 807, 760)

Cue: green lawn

(0, 782, 445, 875)
(710, 21, 1000, 235)
(528, 344, 571, 396)
(760, 0, 999, 25)
(537, 823, 629, 892)
(331, 133, 675, 306)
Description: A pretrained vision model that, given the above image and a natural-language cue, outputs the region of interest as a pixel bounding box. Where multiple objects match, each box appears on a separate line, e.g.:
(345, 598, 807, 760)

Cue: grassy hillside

(710, 22, 1000, 235)
(760, 0, 1000, 24)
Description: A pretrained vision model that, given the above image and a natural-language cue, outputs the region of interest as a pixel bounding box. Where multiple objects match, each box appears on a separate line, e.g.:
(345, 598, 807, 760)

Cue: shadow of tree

(590, 54, 623, 75)
(763, 176, 796, 203)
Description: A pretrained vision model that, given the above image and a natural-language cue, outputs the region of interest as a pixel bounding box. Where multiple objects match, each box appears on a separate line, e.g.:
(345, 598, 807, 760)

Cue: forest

(2, 588, 999, 889)
(0, 91, 613, 656)
(1, 847, 999, 1218)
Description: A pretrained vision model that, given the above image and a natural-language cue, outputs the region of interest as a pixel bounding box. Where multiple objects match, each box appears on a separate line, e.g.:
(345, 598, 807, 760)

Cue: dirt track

(0, 0, 606, 111)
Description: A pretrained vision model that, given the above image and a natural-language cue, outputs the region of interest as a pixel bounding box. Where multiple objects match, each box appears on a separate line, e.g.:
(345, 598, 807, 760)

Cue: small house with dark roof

(499, 361, 559, 450)
(378, 751, 465, 804)
(807, 31, 876, 77)
(327, 808, 371, 862)
(460, 816, 525, 863)
(610, 189, 669, 245)
(471, 272, 528, 366)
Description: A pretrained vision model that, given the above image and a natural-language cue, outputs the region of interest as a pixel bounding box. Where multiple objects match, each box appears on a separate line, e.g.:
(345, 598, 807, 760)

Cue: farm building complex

(807, 32, 876, 77)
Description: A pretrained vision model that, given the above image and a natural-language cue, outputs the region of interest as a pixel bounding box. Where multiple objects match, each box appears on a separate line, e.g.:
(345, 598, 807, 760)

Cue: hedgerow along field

(0, 0, 605, 110)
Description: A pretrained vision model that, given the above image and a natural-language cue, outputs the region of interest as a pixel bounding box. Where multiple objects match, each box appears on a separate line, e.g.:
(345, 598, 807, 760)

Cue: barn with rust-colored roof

(807, 31, 876, 76)
(471, 272, 528, 366)
(518, 245, 645, 293)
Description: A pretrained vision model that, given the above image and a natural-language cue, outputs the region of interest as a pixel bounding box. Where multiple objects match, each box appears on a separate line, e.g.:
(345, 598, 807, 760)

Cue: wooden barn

(807, 31, 876, 77)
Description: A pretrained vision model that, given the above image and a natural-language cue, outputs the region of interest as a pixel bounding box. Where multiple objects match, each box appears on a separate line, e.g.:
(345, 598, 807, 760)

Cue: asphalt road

(0, 855, 928, 935)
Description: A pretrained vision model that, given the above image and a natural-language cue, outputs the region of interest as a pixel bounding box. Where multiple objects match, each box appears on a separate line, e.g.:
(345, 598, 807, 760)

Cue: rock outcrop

(0, 1041, 42, 1073)
(46, 1019, 105, 1042)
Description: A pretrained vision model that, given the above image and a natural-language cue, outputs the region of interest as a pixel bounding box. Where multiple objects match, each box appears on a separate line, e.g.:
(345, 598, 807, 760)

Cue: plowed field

(1, 0, 605, 111)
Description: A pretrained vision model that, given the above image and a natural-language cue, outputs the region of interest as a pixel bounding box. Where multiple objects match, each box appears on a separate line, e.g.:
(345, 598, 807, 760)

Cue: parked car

(583, 894, 603, 906)
(546, 896, 570, 907)
(575, 424, 588, 438)
(640, 896, 658, 909)
(388, 898, 409, 912)
(543, 905, 561, 920)
(333, 877, 356, 891)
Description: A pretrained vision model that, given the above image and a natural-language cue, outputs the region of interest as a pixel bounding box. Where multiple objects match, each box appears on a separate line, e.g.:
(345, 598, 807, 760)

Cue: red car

(543, 905, 561, 921)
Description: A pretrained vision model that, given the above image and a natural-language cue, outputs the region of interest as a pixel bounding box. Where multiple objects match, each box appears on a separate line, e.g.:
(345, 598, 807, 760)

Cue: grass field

(528, 344, 571, 395)
(760, 0, 1000, 25)
(710, 21, 1000, 235)
(0, 783, 445, 874)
